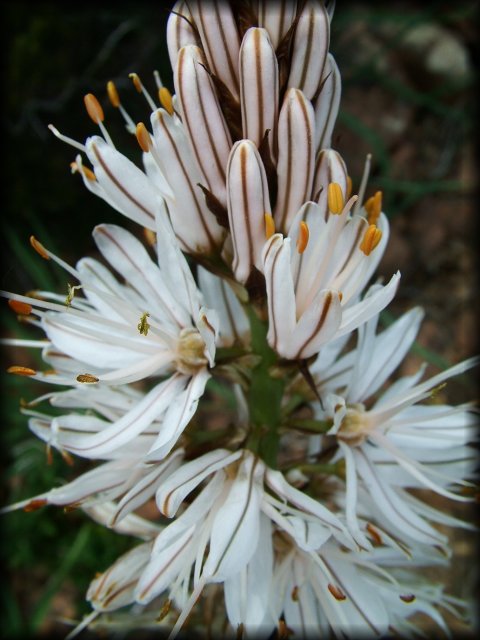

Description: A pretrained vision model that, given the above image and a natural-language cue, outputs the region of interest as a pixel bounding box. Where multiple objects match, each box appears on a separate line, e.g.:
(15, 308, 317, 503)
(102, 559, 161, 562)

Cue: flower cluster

(3, 1, 477, 638)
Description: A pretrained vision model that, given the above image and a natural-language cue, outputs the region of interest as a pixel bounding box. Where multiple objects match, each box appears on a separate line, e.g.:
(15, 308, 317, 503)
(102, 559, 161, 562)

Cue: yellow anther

(143, 228, 156, 247)
(107, 80, 120, 108)
(129, 72, 143, 93)
(364, 190, 382, 225)
(30, 236, 50, 260)
(158, 86, 174, 115)
(264, 213, 275, 239)
(327, 182, 344, 214)
(76, 373, 99, 384)
(7, 365, 36, 376)
(359, 224, 382, 256)
(328, 583, 346, 601)
(84, 93, 105, 124)
(296, 221, 309, 254)
(346, 175, 353, 200)
(137, 311, 151, 336)
(70, 161, 96, 182)
(136, 122, 151, 153)
(8, 300, 32, 315)
(65, 283, 82, 308)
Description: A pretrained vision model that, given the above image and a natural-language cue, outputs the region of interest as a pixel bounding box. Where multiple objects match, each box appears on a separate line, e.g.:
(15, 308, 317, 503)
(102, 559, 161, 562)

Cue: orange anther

(296, 221, 309, 254)
(159, 87, 174, 115)
(7, 365, 36, 376)
(30, 236, 50, 260)
(291, 585, 299, 601)
(359, 224, 382, 256)
(143, 228, 156, 246)
(8, 300, 32, 315)
(135, 122, 151, 153)
(264, 213, 275, 239)
(364, 190, 382, 225)
(328, 583, 346, 601)
(366, 522, 382, 545)
(76, 373, 99, 384)
(70, 162, 96, 182)
(23, 498, 48, 512)
(84, 93, 105, 124)
(129, 72, 143, 93)
(107, 80, 120, 108)
(327, 182, 344, 215)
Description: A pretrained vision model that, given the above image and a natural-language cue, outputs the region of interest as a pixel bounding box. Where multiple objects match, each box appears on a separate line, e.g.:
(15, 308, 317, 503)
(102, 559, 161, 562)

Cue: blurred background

(1, 1, 478, 637)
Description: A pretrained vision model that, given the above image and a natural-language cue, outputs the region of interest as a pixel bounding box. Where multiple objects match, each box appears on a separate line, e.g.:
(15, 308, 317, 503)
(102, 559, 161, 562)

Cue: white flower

(2, 213, 219, 459)
(134, 448, 353, 637)
(314, 303, 478, 549)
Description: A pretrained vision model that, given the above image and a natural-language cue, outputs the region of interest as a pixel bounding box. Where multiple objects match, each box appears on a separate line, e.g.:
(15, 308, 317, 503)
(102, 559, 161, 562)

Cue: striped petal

(313, 53, 342, 152)
(187, 0, 241, 100)
(256, 0, 298, 50)
(174, 45, 233, 208)
(166, 1, 200, 71)
(274, 89, 315, 233)
(239, 27, 279, 158)
(227, 139, 272, 283)
(287, 0, 330, 100)
(150, 108, 224, 254)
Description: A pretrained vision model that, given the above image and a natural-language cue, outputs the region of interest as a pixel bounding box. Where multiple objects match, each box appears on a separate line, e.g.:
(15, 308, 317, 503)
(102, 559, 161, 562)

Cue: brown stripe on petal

(155, 112, 216, 252)
(91, 143, 155, 222)
(298, 7, 315, 92)
(295, 291, 333, 358)
(240, 144, 254, 271)
(265, 239, 283, 350)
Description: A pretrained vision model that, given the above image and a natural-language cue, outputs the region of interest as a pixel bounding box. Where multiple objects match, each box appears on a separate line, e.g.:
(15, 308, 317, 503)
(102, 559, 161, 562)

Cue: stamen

(30, 236, 50, 260)
(359, 224, 382, 256)
(61, 449, 75, 466)
(137, 311, 151, 336)
(327, 182, 344, 215)
(327, 583, 346, 600)
(23, 498, 47, 512)
(265, 213, 276, 239)
(106, 80, 136, 134)
(83, 93, 116, 148)
(84, 93, 104, 124)
(76, 373, 99, 384)
(106, 80, 120, 108)
(129, 73, 158, 112)
(70, 161, 96, 182)
(135, 123, 151, 153)
(7, 365, 36, 376)
(156, 599, 171, 621)
(48, 124, 86, 153)
(366, 522, 382, 545)
(159, 87, 174, 116)
(143, 228, 156, 246)
(8, 300, 32, 315)
(353, 153, 372, 215)
(291, 585, 299, 601)
(296, 221, 309, 254)
(346, 175, 353, 199)
(399, 594, 416, 603)
(364, 190, 382, 225)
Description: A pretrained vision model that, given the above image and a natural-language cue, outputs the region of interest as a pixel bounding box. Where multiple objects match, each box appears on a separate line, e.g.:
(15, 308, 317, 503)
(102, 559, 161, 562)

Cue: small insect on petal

(296, 221, 309, 254)
(7, 366, 36, 376)
(137, 312, 151, 336)
(158, 87, 174, 115)
(107, 80, 120, 108)
(359, 224, 382, 256)
(30, 236, 50, 260)
(327, 182, 344, 214)
(76, 373, 99, 384)
(8, 300, 32, 315)
(328, 583, 346, 600)
(265, 213, 276, 239)
(136, 123, 151, 153)
(84, 93, 105, 124)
